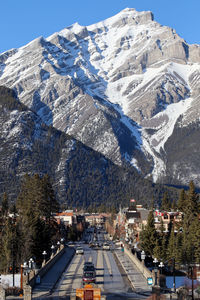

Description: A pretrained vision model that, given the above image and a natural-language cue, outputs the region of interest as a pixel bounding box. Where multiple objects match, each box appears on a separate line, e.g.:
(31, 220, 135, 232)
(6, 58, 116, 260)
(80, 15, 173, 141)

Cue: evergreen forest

(140, 181, 200, 268)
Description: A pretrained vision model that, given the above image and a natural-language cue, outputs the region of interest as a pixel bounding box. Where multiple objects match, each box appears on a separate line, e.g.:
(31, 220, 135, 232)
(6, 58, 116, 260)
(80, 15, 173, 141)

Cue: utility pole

(173, 258, 176, 292)
(11, 218, 15, 287)
(190, 266, 194, 300)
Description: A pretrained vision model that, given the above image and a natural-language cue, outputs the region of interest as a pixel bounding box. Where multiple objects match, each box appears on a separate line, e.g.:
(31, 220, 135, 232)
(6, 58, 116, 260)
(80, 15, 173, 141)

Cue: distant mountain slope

(0, 8, 200, 186)
(0, 86, 176, 207)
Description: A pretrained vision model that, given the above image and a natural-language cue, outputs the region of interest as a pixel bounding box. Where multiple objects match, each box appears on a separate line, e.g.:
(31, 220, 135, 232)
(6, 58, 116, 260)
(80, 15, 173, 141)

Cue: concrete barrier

(0, 285, 6, 300)
(28, 246, 66, 288)
(23, 284, 32, 300)
(124, 246, 153, 280)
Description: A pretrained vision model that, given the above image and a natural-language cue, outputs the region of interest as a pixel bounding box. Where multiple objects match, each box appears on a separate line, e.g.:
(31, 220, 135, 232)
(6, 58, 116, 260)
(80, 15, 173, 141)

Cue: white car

(76, 246, 84, 254)
(103, 243, 110, 250)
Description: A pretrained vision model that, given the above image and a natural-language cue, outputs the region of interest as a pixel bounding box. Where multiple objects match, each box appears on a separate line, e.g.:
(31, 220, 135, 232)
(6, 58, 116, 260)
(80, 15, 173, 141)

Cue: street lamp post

(28, 258, 35, 282)
(141, 251, 146, 265)
(134, 244, 137, 257)
(141, 250, 146, 275)
(189, 266, 194, 300)
(153, 257, 158, 286)
(23, 261, 30, 284)
(51, 245, 55, 257)
(42, 250, 47, 264)
(57, 241, 61, 251)
(159, 261, 164, 274)
(172, 258, 176, 292)
(28, 258, 34, 270)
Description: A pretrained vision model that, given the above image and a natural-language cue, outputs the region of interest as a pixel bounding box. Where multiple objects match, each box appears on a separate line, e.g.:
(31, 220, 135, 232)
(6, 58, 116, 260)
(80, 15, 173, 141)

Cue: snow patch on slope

(142, 96, 193, 181)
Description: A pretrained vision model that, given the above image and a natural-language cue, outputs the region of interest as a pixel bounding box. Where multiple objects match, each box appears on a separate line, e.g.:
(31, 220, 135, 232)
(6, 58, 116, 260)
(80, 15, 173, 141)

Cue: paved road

(31, 243, 152, 299)
(8, 242, 176, 300)
(7, 230, 175, 299)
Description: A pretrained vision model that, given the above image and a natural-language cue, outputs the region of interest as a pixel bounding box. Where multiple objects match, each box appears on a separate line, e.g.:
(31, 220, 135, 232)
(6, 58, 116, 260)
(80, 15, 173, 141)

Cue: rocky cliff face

(0, 8, 200, 187)
(0, 86, 170, 206)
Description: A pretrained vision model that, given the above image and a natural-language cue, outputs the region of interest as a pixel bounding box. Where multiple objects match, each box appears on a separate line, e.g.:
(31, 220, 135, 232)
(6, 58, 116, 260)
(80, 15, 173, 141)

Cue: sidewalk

(114, 246, 152, 296)
(32, 246, 75, 298)
(114, 246, 179, 299)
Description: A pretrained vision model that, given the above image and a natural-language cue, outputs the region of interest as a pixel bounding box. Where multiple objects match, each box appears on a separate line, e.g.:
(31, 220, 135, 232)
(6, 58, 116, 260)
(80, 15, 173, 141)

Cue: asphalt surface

(7, 243, 176, 299)
(31, 244, 152, 299)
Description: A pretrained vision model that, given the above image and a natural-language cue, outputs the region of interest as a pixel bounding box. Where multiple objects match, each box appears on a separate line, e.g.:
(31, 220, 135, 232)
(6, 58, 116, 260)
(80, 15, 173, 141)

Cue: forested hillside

(0, 86, 178, 208)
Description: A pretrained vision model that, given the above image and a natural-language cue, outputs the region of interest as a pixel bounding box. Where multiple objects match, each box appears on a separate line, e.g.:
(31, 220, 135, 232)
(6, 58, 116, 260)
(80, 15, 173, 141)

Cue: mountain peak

(109, 7, 154, 24)
(0, 7, 200, 189)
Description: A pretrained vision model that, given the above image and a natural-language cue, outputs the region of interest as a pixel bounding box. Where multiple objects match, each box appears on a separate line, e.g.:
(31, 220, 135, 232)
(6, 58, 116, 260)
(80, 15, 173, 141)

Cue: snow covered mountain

(0, 8, 200, 186)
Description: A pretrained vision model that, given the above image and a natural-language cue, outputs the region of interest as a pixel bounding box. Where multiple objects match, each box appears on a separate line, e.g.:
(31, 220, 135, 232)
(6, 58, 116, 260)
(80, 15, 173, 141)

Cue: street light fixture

(159, 261, 164, 274)
(189, 265, 194, 300)
(23, 261, 28, 273)
(28, 258, 34, 270)
(42, 250, 47, 264)
(153, 257, 158, 286)
(172, 258, 176, 292)
(51, 245, 55, 256)
(57, 241, 61, 250)
(134, 244, 137, 257)
(23, 261, 30, 284)
(141, 250, 146, 265)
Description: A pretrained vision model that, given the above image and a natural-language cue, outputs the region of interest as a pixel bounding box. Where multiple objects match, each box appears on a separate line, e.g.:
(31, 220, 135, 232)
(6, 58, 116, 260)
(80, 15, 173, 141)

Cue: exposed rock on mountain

(0, 86, 172, 206)
(0, 8, 200, 187)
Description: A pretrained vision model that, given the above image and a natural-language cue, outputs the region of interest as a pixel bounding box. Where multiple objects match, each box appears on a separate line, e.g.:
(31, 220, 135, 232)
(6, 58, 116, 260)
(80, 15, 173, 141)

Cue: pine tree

(182, 220, 194, 264)
(159, 219, 167, 261)
(150, 197, 155, 210)
(160, 234, 167, 262)
(16, 173, 60, 265)
(171, 199, 176, 211)
(153, 238, 161, 260)
(0, 217, 20, 273)
(177, 189, 187, 212)
(1, 218, 13, 272)
(160, 219, 165, 236)
(1, 192, 9, 216)
(140, 211, 157, 256)
(186, 181, 199, 217)
(167, 225, 175, 260)
(189, 216, 200, 263)
(174, 232, 183, 265)
(40, 174, 60, 221)
(161, 192, 170, 211)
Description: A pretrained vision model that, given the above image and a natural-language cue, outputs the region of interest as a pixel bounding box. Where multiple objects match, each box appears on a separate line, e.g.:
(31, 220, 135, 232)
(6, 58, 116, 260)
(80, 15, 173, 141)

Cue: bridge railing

(26, 245, 65, 288)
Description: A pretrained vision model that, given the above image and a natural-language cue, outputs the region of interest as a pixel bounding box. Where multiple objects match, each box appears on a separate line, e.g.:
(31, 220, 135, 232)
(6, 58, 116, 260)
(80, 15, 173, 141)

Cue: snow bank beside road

(1, 274, 20, 287)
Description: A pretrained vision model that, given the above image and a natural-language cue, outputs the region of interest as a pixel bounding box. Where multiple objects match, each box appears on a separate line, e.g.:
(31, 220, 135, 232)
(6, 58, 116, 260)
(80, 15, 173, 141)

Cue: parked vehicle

(76, 246, 84, 254)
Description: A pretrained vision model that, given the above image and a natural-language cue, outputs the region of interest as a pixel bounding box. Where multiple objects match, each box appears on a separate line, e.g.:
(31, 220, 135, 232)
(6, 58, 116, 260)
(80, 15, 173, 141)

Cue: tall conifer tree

(140, 210, 157, 256)
(1, 192, 9, 216)
(161, 192, 170, 211)
(167, 225, 175, 260)
(177, 189, 187, 212)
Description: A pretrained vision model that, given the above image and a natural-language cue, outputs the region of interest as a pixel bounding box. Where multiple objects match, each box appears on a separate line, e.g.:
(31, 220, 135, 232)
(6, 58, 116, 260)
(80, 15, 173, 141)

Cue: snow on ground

(1, 274, 21, 288)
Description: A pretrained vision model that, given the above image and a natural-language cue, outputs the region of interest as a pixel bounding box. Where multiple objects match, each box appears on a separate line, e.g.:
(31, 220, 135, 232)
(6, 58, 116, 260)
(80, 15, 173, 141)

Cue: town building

(55, 210, 74, 226)
(154, 210, 183, 232)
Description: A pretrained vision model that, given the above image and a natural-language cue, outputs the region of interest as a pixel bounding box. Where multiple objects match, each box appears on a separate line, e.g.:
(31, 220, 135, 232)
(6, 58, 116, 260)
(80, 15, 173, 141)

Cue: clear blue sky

(0, 0, 199, 54)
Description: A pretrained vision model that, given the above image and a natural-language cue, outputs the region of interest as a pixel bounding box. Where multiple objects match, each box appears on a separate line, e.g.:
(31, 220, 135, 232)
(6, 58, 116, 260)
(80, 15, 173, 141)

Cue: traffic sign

(147, 277, 153, 285)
